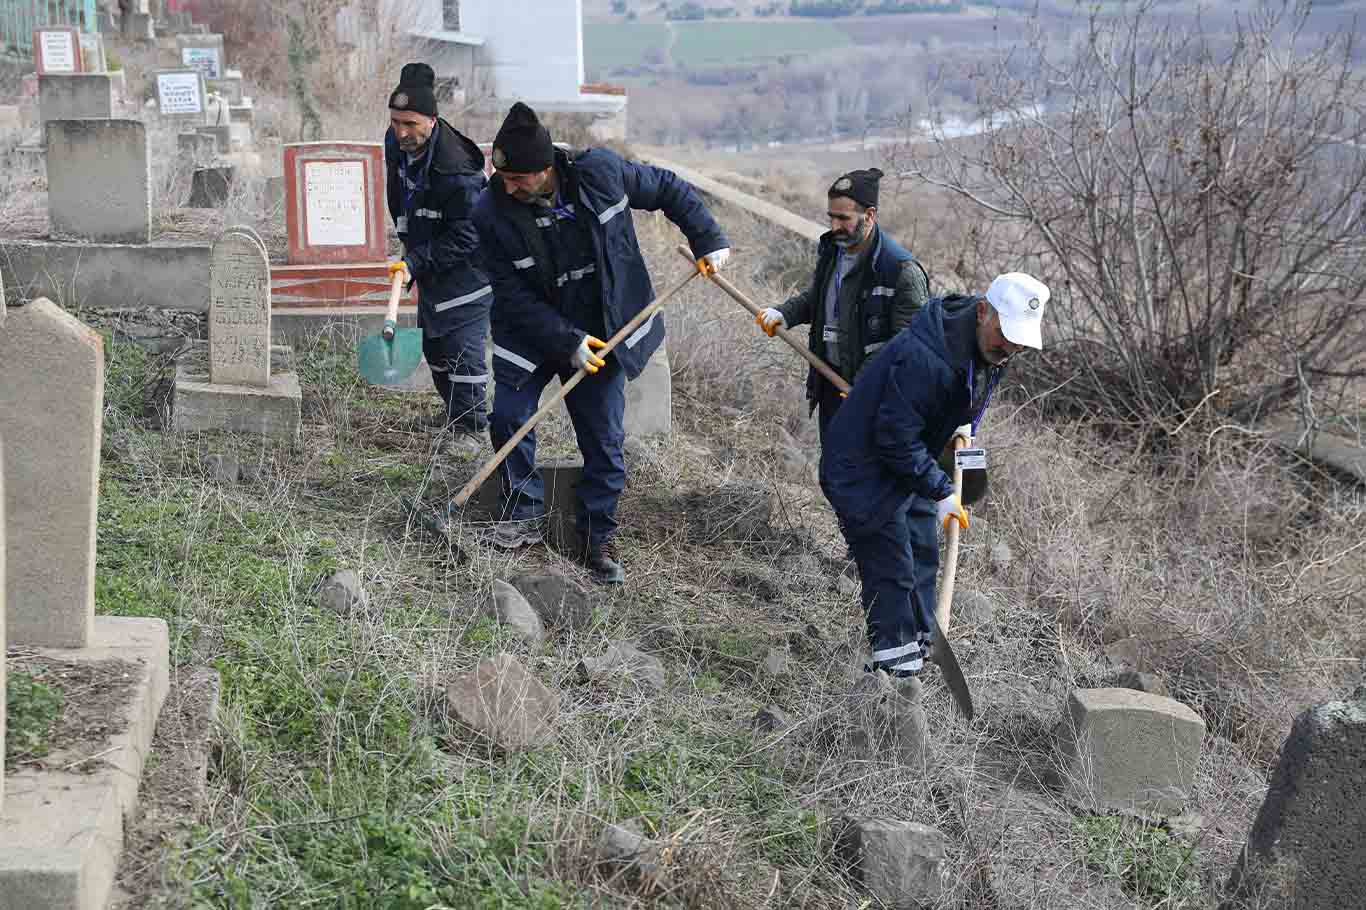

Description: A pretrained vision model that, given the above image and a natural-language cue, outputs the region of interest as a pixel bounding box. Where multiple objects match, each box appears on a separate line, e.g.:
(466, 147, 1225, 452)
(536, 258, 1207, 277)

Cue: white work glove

(697, 247, 730, 275)
(571, 334, 607, 375)
(756, 307, 785, 337)
(952, 424, 973, 447)
(936, 494, 969, 532)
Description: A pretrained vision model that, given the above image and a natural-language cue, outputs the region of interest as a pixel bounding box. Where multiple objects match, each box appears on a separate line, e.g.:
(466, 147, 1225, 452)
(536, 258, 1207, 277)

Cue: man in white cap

(819, 273, 1049, 680)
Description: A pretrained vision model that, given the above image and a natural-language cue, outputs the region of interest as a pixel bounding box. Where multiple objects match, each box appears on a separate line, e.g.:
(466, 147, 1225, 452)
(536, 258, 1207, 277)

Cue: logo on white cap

(1028, 297, 1041, 310)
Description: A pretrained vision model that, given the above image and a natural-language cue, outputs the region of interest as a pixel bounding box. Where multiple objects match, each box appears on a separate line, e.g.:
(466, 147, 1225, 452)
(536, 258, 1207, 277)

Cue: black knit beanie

(829, 167, 882, 208)
(389, 62, 437, 118)
(492, 102, 554, 173)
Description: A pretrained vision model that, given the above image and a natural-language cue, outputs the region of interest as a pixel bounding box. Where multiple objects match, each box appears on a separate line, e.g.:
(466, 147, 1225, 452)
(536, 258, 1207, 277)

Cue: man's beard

(832, 219, 868, 249)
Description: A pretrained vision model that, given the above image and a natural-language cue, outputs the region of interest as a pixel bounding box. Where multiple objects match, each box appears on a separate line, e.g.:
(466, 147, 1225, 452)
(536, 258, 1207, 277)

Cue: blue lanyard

(397, 140, 434, 224)
(549, 191, 576, 223)
(831, 249, 845, 318)
(966, 359, 1002, 436)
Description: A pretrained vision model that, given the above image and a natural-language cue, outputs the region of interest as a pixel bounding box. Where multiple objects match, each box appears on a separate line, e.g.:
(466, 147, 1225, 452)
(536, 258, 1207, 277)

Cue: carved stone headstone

(209, 229, 271, 387)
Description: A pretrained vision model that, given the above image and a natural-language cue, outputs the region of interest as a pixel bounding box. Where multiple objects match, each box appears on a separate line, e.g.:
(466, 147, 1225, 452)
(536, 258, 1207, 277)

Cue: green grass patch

(584, 22, 670, 71)
(4, 671, 65, 768)
(1076, 816, 1201, 906)
(672, 19, 851, 66)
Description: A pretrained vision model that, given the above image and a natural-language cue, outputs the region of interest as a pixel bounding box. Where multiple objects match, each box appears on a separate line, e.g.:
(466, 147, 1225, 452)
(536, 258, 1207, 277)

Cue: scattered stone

(1103, 636, 1151, 672)
(761, 646, 790, 677)
(486, 579, 546, 647)
(836, 574, 859, 599)
(846, 670, 929, 766)
(1109, 670, 1170, 698)
(446, 654, 559, 750)
(1226, 685, 1366, 909)
(753, 705, 792, 734)
(990, 541, 1014, 569)
(952, 591, 996, 628)
(838, 817, 947, 909)
(1058, 688, 1205, 816)
(510, 572, 592, 631)
(201, 452, 239, 484)
(318, 569, 366, 615)
(579, 642, 666, 694)
(596, 819, 664, 885)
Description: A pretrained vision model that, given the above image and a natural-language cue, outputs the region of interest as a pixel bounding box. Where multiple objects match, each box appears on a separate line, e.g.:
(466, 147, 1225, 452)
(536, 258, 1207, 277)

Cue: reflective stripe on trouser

(422, 308, 488, 424)
(843, 495, 940, 675)
(488, 358, 626, 547)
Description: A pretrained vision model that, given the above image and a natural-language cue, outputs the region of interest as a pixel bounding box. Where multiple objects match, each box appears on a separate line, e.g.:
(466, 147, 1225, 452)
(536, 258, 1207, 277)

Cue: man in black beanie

(471, 101, 730, 584)
(384, 62, 492, 440)
(755, 168, 929, 440)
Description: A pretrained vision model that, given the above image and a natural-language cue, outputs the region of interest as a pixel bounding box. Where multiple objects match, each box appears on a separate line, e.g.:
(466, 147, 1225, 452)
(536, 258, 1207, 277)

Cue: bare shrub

(899, 1, 1366, 441)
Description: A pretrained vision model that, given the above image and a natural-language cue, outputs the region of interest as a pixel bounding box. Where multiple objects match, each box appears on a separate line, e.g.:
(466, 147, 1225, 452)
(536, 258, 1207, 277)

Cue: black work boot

(583, 538, 625, 585)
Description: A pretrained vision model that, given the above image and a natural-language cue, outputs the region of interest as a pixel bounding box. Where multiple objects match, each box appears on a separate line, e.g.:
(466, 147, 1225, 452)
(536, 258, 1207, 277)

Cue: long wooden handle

(382, 270, 404, 340)
(934, 435, 968, 635)
(452, 267, 700, 507)
(675, 245, 849, 394)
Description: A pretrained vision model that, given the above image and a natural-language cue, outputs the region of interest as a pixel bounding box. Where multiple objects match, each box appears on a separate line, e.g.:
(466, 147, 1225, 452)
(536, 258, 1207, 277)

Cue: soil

(5, 652, 141, 773)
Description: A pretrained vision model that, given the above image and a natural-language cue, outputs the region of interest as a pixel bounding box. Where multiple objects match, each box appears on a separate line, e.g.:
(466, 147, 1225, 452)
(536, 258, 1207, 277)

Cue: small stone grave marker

(177, 34, 224, 79)
(210, 229, 272, 387)
(33, 27, 82, 75)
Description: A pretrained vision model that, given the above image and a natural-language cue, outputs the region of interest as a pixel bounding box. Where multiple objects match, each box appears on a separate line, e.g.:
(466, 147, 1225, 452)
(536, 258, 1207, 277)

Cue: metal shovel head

(930, 634, 975, 721)
(357, 328, 424, 385)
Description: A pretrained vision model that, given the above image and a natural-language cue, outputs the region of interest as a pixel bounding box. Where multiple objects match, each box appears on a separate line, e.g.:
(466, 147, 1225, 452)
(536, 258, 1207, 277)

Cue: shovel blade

(930, 635, 975, 721)
(357, 328, 424, 386)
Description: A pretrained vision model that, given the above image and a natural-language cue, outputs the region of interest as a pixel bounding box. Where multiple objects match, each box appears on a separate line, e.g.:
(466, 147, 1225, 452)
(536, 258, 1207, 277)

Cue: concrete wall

(0, 240, 211, 311)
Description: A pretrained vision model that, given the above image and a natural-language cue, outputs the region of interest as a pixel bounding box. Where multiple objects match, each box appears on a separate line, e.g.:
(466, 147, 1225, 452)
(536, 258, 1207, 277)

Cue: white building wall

(463, 0, 584, 103)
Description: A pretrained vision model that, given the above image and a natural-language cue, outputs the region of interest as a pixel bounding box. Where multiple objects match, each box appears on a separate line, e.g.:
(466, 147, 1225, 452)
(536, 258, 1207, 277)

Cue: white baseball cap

(985, 272, 1049, 350)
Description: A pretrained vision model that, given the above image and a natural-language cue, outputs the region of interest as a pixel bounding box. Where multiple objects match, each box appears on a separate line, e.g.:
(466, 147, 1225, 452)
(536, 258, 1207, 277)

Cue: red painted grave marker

(283, 142, 387, 266)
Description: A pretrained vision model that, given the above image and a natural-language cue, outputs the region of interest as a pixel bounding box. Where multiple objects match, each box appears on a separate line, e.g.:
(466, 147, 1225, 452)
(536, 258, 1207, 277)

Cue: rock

(836, 574, 859, 599)
(761, 646, 790, 677)
(952, 591, 996, 628)
(848, 671, 929, 765)
(597, 819, 664, 884)
(1103, 636, 1151, 672)
(990, 541, 1014, 569)
(510, 572, 592, 631)
(487, 579, 546, 647)
(318, 569, 366, 615)
(579, 642, 666, 694)
(753, 705, 792, 733)
(838, 817, 947, 909)
(446, 653, 559, 749)
(202, 453, 239, 484)
(1109, 670, 1170, 698)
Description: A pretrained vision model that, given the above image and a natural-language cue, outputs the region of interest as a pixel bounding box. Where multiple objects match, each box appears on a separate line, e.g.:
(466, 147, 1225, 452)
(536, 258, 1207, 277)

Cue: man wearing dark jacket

(472, 102, 729, 584)
(756, 168, 929, 439)
(384, 62, 492, 436)
(820, 273, 1049, 677)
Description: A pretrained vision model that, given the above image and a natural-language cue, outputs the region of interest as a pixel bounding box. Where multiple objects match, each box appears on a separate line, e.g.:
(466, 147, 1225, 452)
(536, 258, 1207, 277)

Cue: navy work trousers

(842, 495, 940, 675)
(488, 358, 626, 549)
(423, 304, 489, 429)
(816, 376, 846, 444)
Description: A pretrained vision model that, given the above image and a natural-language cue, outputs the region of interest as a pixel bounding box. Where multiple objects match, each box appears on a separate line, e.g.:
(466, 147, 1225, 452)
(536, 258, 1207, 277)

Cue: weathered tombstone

(32, 27, 82, 75)
(0, 299, 103, 648)
(209, 230, 271, 386)
(176, 33, 224, 79)
(838, 818, 947, 909)
(46, 119, 151, 244)
(195, 122, 230, 154)
(154, 68, 207, 121)
(1058, 688, 1205, 815)
(187, 165, 234, 208)
(625, 344, 671, 436)
(476, 458, 585, 555)
(38, 73, 115, 128)
(178, 130, 216, 164)
(283, 142, 387, 265)
(1224, 686, 1366, 909)
(207, 71, 244, 105)
(78, 32, 107, 72)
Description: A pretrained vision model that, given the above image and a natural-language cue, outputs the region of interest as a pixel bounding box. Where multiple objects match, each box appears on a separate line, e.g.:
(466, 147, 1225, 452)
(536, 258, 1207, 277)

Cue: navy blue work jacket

(819, 295, 1004, 538)
(384, 118, 491, 337)
(472, 147, 728, 388)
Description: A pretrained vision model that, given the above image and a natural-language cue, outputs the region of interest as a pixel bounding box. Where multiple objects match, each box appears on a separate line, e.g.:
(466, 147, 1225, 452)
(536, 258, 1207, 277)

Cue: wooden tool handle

(452, 267, 700, 507)
(934, 435, 968, 635)
(382, 270, 403, 340)
(675, 245, 850, 394)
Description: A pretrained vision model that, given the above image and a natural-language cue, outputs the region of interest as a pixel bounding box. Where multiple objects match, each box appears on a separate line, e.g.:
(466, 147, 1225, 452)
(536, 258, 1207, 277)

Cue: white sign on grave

(79, 33, 105, 72)
(39, 31, 78, 73)
(181, 46, 222, 79)
(157, 71, 204, 115)
(304, 161, 367, 247)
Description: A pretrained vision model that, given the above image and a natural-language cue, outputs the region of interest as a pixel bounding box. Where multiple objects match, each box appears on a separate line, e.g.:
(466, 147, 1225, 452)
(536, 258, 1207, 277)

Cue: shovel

(357, 270, 424, 385)
(447, 264, 702, 511)
(675, 245, 849, 394)
(930, 435, 976, 721)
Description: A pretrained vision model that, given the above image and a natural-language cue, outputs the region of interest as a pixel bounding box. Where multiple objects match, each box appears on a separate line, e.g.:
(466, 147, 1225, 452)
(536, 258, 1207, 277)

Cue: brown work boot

(582, 537, 625, 585)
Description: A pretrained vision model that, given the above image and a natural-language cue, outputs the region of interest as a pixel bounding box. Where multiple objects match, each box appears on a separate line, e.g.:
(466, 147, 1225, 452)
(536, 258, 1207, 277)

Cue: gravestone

(78, 32, 107, 72)
(46, 119, 151, 244)
(33, 27, 82, 75)
(283, 142, 387, 264)
(537, 343, 672, 437)
(210, 230, 271, 386)
(178, 130, 216, 164)
(154, 68, 207, 121)
(1059, 688, 1205, 815)
(1224, 686, 1366, 909)
(207, 71, 243, 105)
(196, 123, 230, 154)
(188, 166, 234, 208)
(38, 73, 115, 128)
(176, 33, 224, 79)
(0, 299, 103, 648)
(476, 458, 585, 555)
